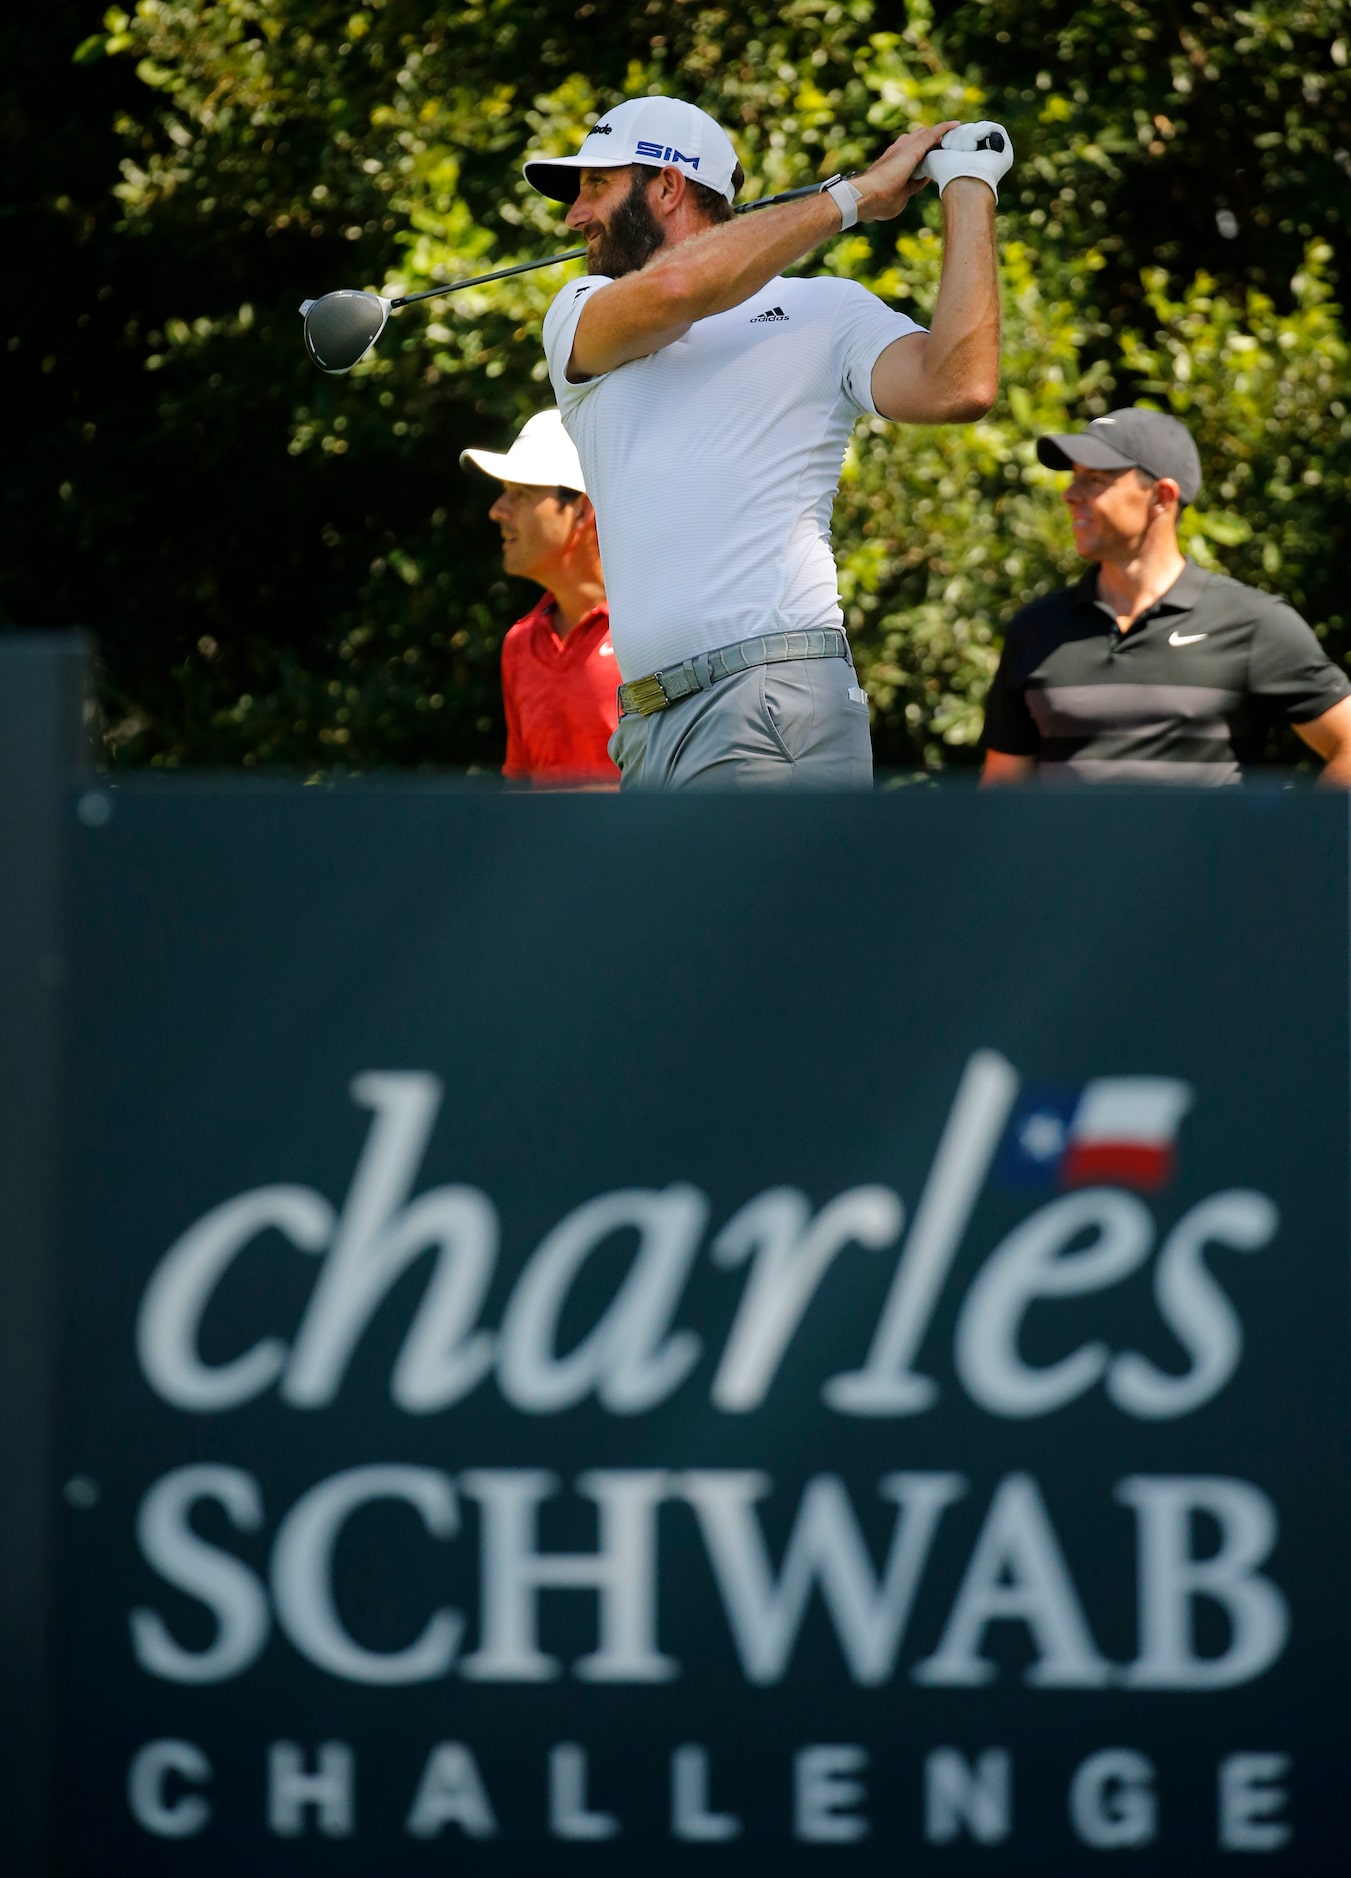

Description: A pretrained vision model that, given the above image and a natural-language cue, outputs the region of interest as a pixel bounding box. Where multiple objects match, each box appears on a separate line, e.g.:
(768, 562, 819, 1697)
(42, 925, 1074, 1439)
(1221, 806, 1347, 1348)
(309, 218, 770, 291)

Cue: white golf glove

(917, 121, 1014, 202)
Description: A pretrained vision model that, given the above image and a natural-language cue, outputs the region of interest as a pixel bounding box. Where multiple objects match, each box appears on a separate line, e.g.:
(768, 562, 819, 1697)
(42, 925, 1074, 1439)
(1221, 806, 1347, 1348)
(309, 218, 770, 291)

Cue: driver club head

(299, 289, 391, 374)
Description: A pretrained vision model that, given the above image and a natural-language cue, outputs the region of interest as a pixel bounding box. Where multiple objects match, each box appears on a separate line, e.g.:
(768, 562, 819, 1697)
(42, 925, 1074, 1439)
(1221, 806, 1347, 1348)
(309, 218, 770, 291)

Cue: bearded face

(587, 168, 665, 278)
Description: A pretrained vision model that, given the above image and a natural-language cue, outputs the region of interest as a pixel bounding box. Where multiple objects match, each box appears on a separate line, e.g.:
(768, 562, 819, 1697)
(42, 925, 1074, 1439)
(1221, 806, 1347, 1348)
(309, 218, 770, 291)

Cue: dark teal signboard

(37, 785, 1351, 1872)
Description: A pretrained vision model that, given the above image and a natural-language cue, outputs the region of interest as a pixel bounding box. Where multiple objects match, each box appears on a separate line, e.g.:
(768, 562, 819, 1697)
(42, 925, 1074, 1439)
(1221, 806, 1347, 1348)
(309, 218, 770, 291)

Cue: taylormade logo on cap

(523, 97, 740, 206)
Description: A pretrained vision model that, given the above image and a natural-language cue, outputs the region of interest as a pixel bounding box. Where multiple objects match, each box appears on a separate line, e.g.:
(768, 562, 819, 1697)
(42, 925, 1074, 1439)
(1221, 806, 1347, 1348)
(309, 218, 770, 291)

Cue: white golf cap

(523, 96, 740, 205)
(459, 408, 585, 492)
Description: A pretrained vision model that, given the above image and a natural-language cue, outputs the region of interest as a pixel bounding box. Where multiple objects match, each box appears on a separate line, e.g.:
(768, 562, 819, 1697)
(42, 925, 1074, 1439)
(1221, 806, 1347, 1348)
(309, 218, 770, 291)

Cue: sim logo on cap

(636, 141, 700, 168)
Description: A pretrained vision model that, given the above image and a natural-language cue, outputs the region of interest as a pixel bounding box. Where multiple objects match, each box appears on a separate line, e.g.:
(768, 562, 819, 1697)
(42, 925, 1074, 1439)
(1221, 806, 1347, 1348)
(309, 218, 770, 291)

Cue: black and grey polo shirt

(983, 560, 1351, 782)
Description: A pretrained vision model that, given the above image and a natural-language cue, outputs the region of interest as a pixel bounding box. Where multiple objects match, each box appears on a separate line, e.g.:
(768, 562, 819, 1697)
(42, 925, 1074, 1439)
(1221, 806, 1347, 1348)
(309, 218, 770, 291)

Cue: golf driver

(300, 134, 1006, 375)
(300, 248, 586, 374)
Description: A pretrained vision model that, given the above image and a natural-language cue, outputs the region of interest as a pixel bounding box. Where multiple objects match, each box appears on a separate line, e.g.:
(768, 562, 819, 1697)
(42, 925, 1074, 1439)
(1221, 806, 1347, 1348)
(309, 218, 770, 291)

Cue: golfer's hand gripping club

(828, 123, 1010, 227)
(915, 121, 1013, 202)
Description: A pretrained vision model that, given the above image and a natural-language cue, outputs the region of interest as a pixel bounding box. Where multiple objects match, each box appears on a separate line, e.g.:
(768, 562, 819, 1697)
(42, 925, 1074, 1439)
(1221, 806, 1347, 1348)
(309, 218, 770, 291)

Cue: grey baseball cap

(1037, 408, 1203, 505)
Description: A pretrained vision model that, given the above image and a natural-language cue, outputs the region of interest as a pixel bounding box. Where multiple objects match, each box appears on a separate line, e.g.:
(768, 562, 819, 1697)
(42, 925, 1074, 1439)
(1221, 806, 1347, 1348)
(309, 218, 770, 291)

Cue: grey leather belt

(618, 627, 850, 717)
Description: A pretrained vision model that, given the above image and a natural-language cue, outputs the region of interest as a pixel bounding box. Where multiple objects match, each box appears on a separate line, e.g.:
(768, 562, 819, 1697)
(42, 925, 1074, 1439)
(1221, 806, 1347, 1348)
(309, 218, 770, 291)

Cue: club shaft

(390, 249, 587, 308)
(736, 178, 843, 212)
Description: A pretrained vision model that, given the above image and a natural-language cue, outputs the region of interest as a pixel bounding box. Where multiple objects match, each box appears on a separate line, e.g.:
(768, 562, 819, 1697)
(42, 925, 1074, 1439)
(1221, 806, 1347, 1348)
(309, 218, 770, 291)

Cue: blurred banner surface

(0, 634, 89, 1878)
(7, 743, 1349, 1872)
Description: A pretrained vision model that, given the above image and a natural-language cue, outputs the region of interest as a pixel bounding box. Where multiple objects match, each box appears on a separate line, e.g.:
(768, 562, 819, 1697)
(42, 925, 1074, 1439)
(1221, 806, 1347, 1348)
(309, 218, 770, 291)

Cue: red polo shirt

(501, 592, 619, 788)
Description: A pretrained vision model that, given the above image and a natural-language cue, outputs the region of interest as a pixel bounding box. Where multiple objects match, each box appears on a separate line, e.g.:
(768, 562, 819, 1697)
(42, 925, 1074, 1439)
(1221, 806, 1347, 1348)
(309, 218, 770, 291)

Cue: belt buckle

(625, 673, 670, 716)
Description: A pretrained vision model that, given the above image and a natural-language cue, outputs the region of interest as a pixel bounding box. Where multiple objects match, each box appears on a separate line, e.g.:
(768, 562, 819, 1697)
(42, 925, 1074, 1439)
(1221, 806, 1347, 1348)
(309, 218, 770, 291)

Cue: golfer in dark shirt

(982, 408, 1351, 785)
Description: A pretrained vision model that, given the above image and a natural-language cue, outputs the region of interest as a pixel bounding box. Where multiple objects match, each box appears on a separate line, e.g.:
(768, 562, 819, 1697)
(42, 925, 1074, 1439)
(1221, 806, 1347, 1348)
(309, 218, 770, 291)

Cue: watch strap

(821, 175, 862, 231)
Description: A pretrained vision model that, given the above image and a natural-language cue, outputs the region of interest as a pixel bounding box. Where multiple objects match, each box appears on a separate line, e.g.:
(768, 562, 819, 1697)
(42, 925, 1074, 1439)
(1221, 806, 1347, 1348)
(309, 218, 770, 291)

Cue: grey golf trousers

(608, 655, 873, 791)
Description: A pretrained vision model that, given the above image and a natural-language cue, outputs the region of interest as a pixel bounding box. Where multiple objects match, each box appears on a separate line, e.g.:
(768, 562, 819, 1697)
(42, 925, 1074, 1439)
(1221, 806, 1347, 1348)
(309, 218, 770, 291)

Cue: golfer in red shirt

(461, 409, 618, 787)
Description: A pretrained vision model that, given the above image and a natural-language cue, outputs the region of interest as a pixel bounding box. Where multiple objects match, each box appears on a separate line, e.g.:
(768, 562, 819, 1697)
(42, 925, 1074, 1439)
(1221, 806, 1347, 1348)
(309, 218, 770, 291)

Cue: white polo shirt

(543, 273, 923, 679)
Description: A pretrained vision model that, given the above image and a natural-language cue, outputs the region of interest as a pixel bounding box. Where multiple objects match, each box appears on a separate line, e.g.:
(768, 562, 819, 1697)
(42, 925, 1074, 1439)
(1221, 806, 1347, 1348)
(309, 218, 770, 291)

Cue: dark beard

(588, 168, 664, 277)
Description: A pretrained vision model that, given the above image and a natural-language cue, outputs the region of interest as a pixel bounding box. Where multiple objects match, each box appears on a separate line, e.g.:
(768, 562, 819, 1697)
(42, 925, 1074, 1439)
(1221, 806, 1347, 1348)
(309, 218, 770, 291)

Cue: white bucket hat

(524, 96, 740, 206)
(459, 409, 585, 493)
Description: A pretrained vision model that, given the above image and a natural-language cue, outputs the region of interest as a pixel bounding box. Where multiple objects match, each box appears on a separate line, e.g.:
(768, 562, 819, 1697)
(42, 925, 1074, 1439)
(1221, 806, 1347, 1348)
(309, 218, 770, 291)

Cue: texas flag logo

(998, 1077, 1195, 1192)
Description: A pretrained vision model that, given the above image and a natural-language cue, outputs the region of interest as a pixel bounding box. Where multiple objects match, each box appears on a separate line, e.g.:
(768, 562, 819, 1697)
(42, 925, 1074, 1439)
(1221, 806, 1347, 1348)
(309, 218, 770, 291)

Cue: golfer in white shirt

(527, 96, 1011, 789)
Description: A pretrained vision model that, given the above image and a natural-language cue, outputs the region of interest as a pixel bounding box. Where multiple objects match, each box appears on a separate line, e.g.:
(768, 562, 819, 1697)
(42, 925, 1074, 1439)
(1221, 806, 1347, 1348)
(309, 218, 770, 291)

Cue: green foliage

(1126, 248, 1351, 640)
(4, 0, 1348, 771)
(936, 0, 1351, 307)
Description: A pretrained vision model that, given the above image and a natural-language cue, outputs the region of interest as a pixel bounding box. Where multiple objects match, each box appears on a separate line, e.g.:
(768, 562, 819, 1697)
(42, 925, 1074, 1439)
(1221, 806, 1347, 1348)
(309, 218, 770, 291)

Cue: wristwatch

(820, 174, 862, 231)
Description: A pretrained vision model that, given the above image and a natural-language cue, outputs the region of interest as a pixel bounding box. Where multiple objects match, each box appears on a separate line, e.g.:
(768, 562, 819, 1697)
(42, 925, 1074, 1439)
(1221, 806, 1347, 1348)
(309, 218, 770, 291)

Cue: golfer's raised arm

(563, 122, 959, 383)
(868, 177, 1000, 425)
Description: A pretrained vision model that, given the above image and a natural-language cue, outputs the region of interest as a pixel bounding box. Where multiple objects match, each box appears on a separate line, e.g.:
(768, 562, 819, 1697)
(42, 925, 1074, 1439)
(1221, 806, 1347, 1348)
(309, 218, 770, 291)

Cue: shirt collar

(568, 599, 610, 638)
(521, 590, 557, 631)
(1071, 557, 1206, 619)
(529, 591, 610, 640)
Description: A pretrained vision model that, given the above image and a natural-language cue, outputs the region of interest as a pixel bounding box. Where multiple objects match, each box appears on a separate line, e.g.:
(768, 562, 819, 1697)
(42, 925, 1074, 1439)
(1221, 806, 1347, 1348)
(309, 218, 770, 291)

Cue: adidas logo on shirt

(749, 305, 789, 323)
